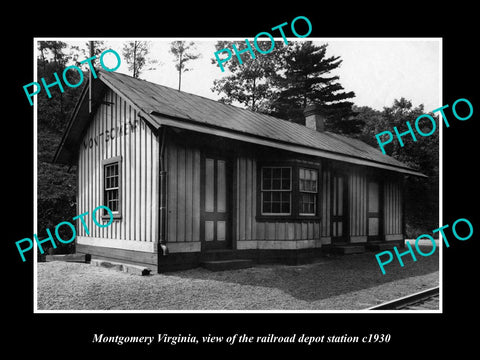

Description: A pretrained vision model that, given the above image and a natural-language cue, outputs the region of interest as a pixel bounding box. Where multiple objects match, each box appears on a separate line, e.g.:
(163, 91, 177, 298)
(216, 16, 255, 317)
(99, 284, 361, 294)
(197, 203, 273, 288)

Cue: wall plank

(167, 142, 177, 242)
(286, 223, 295, 240)
(245, 158, 253, 241)
(135, 110, 141, 241)
(165, 142, 202, 243)
(313, 222, 320, 239)
(383, 180, 402, 235)
(77, 89, 159, 245)
(125, 103, 132, 241)
(294, 223, 302, 240)
(177, 146, 186, 242)
(185, 147, 193, 242)
(238, 157, 246, 241)
(267, 222, 276, 240)
(146, 122, 152, 243)
(256, 222, 265, 241)
(251, 158, 257, 240)
(193, 149, 201, 241)
(276, 222, 286, 240)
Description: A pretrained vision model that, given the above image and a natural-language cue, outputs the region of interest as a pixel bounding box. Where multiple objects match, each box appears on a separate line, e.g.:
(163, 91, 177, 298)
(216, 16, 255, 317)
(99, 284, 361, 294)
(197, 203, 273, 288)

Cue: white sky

(45, 38, 441, 112)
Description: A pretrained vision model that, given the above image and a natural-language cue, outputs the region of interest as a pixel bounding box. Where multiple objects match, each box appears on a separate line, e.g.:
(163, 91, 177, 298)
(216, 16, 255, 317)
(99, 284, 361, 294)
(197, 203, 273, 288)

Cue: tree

(169, 41, 200, 91)
(271, 42, 360, 134)
(37, 41, 83, 129)
(211, 40, 286, 112)
(37, 41, 70, 115)
(122, 41, 155, 78)
(36, 40, 83, 255)
(354, 99, 439, 237)
(69, 40, 107, 65)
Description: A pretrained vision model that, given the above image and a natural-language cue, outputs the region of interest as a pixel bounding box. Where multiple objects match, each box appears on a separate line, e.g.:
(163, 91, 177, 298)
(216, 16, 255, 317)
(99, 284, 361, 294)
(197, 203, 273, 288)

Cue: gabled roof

(54, 69, 425, 177)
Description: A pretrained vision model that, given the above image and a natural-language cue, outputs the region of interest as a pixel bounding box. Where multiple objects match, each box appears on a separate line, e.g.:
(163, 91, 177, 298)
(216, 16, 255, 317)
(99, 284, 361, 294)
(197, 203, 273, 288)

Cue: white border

(33, 37, 442, 314)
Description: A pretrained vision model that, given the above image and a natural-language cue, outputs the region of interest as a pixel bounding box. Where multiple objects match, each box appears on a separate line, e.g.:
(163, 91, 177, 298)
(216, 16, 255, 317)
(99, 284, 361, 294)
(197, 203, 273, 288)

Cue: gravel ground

(36, 248, 439, 311)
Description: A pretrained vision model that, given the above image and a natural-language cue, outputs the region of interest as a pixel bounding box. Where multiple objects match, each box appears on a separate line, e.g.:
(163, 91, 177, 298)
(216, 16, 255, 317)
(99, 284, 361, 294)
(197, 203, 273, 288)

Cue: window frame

(298, 167, 318, 216)
(102, 156, 122, 220)
(260, 166, 293, 216)
(256, 161, 321, 221)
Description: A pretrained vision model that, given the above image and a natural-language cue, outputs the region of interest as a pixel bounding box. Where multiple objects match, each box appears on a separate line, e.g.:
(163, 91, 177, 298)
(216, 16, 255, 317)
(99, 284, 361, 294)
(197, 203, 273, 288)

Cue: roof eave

(150, 113, 427, 177)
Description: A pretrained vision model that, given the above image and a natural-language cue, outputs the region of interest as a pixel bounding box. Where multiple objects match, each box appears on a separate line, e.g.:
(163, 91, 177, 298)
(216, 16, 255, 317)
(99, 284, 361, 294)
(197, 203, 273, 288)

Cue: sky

(46, 38, 441, 112)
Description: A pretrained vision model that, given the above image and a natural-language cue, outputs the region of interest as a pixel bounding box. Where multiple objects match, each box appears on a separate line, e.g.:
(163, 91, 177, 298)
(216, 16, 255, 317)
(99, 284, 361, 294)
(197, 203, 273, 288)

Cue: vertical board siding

(321, 169, 331, 237)
(238, 157, 246, 241)
(185, 149, 193, 243)
(167, 141, 177, 242)
(134, 109, 141, 241)
(246, 158, 254, 240)
(236, 155, 321, 242)
(384, 180, 403, 234)
(77, 89, 158, 244)
(348, 169, 367, 237)
(348, 170, 367, 237)
(125, 102, 132, 241)
(177, 146, 186, 242)
(193, 150, 201, 240)
(166, 140, 201, 243)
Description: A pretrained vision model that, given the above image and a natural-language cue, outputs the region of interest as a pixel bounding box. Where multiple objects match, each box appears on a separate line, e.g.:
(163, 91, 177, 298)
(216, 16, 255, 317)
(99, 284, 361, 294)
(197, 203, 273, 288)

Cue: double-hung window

(258, 163, 319, 219)
(103, 156, 122, 218)
(261, 167, 292, 215)
(299, 168, 318, 215)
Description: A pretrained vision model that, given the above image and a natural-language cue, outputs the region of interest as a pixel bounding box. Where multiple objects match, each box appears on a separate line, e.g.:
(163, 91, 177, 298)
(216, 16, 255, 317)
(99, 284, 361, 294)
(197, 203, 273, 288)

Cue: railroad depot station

(54, 70, 424, 272)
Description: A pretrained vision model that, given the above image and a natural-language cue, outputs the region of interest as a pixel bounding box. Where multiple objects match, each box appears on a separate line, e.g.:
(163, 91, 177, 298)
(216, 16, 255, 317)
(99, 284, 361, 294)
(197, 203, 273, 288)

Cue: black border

(8, 5, 479, 356)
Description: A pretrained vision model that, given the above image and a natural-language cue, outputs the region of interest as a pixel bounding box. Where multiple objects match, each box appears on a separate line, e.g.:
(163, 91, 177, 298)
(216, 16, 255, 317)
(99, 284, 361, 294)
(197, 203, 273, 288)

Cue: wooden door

(367, 179, 382, 241)
(331, 173, 348, 244)
(201, 154, 232, 250)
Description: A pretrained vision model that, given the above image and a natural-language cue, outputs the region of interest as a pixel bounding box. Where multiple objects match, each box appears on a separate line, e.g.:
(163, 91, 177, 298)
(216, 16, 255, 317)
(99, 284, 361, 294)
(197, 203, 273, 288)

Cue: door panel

(202, 155, 231, 249)
(205, 158, 215, 212)
(205, 221, 215, 242)
(216, 160, 226, 212)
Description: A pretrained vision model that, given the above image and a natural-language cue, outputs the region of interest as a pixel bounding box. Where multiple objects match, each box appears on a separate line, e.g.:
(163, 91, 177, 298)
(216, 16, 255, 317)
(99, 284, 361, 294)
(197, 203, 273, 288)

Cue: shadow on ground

(169, 246, 439, 302)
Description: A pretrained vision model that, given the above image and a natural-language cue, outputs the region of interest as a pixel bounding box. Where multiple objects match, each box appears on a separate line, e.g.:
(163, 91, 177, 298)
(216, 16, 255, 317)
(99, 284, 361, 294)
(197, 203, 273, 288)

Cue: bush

(37, 160, 77, 254)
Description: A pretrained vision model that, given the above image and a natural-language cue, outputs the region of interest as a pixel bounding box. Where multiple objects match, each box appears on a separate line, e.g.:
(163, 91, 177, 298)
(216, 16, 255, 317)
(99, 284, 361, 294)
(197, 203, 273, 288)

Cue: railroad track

(367, 286, 440, 310)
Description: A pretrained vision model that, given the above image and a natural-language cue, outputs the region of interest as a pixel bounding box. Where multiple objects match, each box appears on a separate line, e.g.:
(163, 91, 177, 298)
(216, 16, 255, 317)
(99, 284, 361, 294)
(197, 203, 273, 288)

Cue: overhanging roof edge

(98, 72, 161, 129)
(53, 79, 90, 164)
(151, 113, 426, 177)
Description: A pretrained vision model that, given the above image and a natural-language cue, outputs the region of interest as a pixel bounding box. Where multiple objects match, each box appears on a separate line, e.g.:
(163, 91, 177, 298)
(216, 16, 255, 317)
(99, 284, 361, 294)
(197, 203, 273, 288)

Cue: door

(201, 154, 232, 250)
(367, 179, 382, 241)
(331, 173, 348, 244)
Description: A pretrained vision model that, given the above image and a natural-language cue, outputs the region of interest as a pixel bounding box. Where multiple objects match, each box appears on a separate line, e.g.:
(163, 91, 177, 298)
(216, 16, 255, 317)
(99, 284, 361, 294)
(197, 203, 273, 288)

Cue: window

(103, 157, 122, 218)
(257, 162, 320, 220)
(299, 168, 318, 215)
(261, 167, 291, 215)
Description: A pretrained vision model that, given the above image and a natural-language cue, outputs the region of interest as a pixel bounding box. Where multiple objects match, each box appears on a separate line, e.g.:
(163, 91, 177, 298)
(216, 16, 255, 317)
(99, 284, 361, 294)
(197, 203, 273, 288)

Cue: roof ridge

(98, 69, 313, 128)
(95, 69, 421, 175)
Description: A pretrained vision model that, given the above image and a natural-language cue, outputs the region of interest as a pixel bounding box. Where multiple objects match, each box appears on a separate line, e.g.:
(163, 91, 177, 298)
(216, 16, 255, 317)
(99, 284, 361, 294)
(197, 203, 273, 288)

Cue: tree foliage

(211, 41, 360, 133)
(270, 42, 359, 133)
(211, 41, 286, 113)
(122, 41, 157, 78)
(354, 99, 439, 237)
(169, 41, 200, 91)
(69, 41, 107, 65)
(37, 41, 83, 254)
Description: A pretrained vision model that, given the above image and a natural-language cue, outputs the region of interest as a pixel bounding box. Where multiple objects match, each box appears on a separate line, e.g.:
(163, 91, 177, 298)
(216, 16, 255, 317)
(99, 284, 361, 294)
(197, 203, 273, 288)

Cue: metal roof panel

(93, 70, 423, 176)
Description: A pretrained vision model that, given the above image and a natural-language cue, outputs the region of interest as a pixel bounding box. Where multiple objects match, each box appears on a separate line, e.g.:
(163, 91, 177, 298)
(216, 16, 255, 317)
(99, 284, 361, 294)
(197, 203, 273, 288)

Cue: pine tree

(271, 41, 360, 134)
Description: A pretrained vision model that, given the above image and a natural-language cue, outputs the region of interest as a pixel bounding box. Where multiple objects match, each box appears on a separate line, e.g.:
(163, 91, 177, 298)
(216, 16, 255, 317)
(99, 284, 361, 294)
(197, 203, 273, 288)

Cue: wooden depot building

(54, 70, 425, 271)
